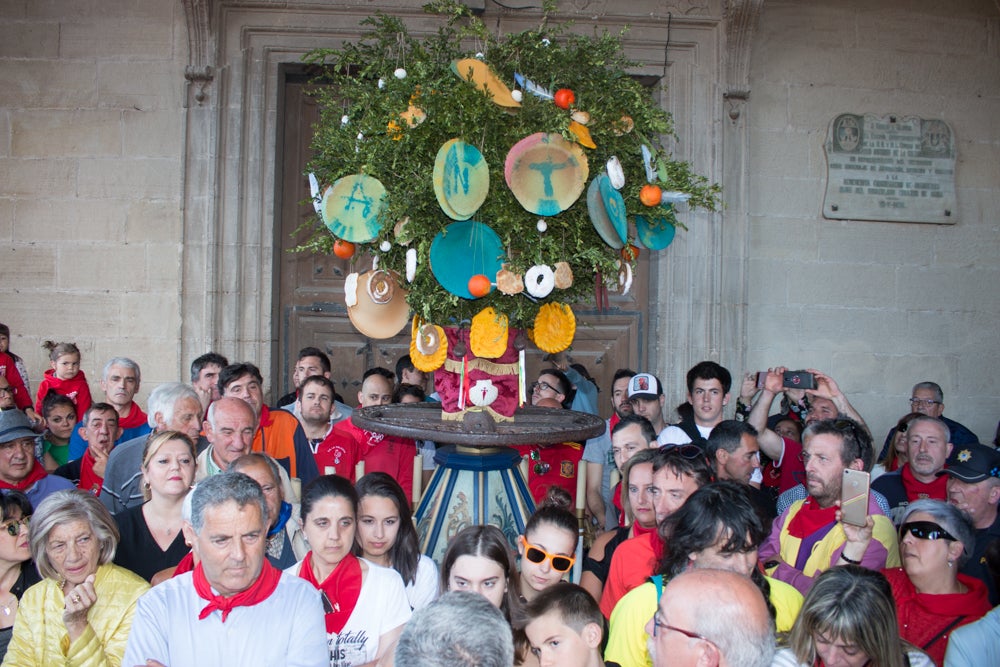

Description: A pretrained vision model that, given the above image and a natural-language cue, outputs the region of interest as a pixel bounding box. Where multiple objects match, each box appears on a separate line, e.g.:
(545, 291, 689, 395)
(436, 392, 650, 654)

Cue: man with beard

(873, 415, 952, 524)
(582, 369, 636, 530)
(759, 418, 899, 595)
(295, 375, 359, 480)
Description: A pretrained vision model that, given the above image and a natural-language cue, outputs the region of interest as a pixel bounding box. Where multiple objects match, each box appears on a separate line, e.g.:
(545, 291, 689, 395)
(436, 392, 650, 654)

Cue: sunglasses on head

(520, 536, 575, 573)
(900, 520, 956, 542)
(665, 444, 706, 461)
(2, 515, 29, 537)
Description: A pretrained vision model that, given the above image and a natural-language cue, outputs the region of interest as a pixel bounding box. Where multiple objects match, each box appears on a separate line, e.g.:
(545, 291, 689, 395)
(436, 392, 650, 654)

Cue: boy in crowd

(520, 582, 619, 667)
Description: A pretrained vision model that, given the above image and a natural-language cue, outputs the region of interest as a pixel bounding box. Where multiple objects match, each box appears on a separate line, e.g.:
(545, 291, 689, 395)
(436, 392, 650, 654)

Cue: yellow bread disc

(532, 302, 576, 354)
(470, 307, 509, 359)
(410, 319, 448, 372)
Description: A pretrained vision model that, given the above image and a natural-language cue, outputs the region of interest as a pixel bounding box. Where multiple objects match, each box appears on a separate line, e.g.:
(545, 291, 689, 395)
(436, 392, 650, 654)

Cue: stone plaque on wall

(822, 113, 956, 224)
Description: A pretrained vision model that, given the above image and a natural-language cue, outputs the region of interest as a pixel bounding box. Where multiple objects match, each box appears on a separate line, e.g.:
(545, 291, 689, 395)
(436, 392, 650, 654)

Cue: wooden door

(276, 72, 650, 416)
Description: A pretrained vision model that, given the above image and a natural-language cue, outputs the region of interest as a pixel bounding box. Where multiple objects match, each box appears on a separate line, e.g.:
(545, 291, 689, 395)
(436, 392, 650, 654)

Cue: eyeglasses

(651, 612, 716, 647)
(520, 536, 575, 573)
(530, 381, 557, 394)
(664, 444, 706, 461)
(0, 386, 12, 395)
(2, 515, 29, 537)
(909, 398, 941, 408)
(900, 520, 956, 542)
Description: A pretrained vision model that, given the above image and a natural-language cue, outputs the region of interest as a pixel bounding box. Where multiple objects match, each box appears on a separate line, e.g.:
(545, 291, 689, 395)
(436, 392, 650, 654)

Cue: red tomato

(333, 239, 356, 259)
(468, 274, 492, 298)
(553, 88, 575, 110)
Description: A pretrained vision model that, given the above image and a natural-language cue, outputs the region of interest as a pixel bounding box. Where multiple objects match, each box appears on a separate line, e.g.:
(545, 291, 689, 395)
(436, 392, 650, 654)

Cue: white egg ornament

(379, 240, 392, 252)
(536, 219, 548, 233)
(511, 89, 523, 103)
(378, 78, 386, 89)
(394, 68, 407, 80)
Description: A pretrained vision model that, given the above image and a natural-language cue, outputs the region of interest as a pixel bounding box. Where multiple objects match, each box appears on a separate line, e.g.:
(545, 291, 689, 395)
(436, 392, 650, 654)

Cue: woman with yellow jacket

(2, 490, 148, 666)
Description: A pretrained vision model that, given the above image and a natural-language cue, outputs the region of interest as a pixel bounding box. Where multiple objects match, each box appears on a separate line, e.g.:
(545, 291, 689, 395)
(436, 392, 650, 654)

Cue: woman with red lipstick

(0, 491, 38, 662)
(290, 475, 410, 667)
(355, 472, 438, 611)
(112, 430, 196, 581)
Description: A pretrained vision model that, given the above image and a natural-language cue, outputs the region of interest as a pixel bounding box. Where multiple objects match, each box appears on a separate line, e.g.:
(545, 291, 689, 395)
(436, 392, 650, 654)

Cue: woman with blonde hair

(4, 490, 148, 666)
(112, 430, 196, 581)
(773, 565, 931, 667)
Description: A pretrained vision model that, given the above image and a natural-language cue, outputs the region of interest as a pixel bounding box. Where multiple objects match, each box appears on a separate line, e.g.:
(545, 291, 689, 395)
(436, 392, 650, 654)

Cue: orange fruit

(621, 244, 641, 261)
(553, 88, 575, 110)
(333, 239, 356, 259)
(639, 184, 662, 207)
(468, 274, 492, 298)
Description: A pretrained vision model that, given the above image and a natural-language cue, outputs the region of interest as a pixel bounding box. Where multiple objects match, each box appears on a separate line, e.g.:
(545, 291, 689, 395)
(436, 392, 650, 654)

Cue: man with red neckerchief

(123, 472, 326, 666)
(873, 415, 952, 525)
(67, 357, 151, 461)
(53, 402, 121, 496)
(0, 409, 74, 507)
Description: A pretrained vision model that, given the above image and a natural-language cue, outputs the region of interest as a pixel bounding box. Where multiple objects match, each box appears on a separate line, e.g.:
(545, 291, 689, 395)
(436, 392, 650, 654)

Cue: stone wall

(745, 0, 1000, 442)
(0, 0, 188, 401)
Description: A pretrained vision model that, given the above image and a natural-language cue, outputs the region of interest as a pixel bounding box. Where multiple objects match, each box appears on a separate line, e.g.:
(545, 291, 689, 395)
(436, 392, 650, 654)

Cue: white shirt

(406, 555, 439, 611)
(123, 570, 327, 667)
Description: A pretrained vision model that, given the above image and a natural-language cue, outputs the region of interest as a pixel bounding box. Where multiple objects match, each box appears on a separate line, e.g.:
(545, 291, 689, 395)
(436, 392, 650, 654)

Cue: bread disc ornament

(496, 265, 524, 295)
(409, 317, 448, 372)
(553, 261, 573, 289)
(533, 303, 576, 354)
(470, 307, 509, 359)
(524, 264, 555, 298)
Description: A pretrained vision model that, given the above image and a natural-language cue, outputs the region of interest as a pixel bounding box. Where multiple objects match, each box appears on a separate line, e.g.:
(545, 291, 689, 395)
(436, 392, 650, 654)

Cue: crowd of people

(0, 321, 998, 666)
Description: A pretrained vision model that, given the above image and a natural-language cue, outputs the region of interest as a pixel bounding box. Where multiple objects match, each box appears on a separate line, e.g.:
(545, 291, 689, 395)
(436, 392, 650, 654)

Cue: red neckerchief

(173, 551, 195, 577)
(0, 461, 47, 492)
(901, 463, 949, 502)
(649, 529, 666, 562)
(786, 496, 839, 539)
(259, 404, 275, 428)
(118, 402, 148, 430)
(632, 522, 657, 538)
(193, 561, 281, 622)
(298, 551, 362, 634)
(78, 449, 103, 495)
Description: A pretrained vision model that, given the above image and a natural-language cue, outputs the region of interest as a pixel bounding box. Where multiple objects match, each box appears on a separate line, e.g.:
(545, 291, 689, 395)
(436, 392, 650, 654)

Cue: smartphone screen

(841, 469, 870, 527)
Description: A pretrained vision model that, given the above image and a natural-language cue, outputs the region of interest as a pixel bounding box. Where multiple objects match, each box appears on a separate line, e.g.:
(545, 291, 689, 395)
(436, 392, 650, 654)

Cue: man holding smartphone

(759, 418, 899, 595)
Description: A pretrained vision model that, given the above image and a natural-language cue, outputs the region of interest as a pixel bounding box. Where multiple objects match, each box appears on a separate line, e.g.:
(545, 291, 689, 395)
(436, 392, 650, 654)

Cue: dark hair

(300, 374, 335, 395)
(612, 368, 637, 384)
(301, 474, 358, 521)
(0, 490, 32, 522)
(82, 402, 118, 426)
(0, 323, 8, 338)
(656, 481, 767, 576)
(524, 497, 577, 541)
(686, 361, 732, 394)
(802, 418, 873, 471)
(569, 364, 598, 393)
(355, 472, 420, 585)
(218, 362, 264, 395)
(395, 355, 418, 383)
(878, 412, 922, 470)
(650, 447, 715, 488)
(297, 347, 331, 374)
(41, 391, 76, 419)
(363, 367, 396, 384)
(190, 352, 228, 383)
(611, 414, 657, 444)
(706, 420, 758, 460)
(394, 383, 426, 403)
(537, 369, 576, 409)
(516, 582, 602, 634)
(440, 525, 521, 622)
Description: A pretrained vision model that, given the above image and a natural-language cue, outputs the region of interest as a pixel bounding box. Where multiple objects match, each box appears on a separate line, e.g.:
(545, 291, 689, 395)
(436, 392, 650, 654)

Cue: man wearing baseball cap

(627, 373, 667, 437)
(941, 443, 1000, 604)
(0, 410, 74, 507)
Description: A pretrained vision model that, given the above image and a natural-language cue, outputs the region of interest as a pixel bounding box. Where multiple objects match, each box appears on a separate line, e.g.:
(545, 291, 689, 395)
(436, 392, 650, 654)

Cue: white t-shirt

(406, 554, 439, 611)
(657, 423, 712, 446)
(287, 557, 411, 667)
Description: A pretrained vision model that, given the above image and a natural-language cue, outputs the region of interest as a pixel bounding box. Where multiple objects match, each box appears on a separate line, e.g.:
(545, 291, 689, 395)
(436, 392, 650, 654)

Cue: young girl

(0, 325, 35, 420)
(0, 324, 30, 399)
(38, 393, 77, 470)
(289, 475, 410, 667)
(355, 472, 438, 610)
(440, 524, 521, 624)
(34, 341, 91, 418)
(517, 498, 578, 603)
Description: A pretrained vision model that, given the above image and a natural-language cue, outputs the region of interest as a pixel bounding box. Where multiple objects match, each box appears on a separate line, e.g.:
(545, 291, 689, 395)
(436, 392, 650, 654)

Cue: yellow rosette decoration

(532, 303, 576, 354)
(470, 307, 509, 359)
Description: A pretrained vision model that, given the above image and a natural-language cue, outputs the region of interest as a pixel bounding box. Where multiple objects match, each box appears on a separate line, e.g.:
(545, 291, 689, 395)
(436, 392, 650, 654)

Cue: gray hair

(901, 498, 974, 565)
(229, 453, 284, 501)
(102, 356, 141, 384)
(30, 490, 119, 580)
(908, 415, 951, 444)
(912, 381, 944, 403)
(189, 472, 268, 533)
(205, 396, 255, 431)
(147, 382, 200, 428)
(394, 591, 514, 667)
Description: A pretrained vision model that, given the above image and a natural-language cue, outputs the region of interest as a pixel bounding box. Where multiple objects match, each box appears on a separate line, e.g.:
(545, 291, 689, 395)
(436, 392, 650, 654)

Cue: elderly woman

(3, 490, 149, 666)
(113, 430, 196, 581)
(773, 565, 932, 667)
(882, 499, 991, 665)
(0, 492, 38, 662)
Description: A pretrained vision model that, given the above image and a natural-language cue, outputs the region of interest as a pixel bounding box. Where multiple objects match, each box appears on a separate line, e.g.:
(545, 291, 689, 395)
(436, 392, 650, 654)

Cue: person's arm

(747, 367, 786, 461)
(580, 529, 614, 601)
(122, 592, 168, 667)
(804, 369, 868, 433)
(585, 461, 606, 524)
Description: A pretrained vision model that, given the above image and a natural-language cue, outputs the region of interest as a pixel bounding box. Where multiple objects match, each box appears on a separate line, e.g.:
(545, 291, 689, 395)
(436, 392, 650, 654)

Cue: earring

(947, 560, 953, 568)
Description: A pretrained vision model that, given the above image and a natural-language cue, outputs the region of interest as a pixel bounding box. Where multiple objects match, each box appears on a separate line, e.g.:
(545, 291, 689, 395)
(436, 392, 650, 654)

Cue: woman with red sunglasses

(517, 494, 578, 602)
